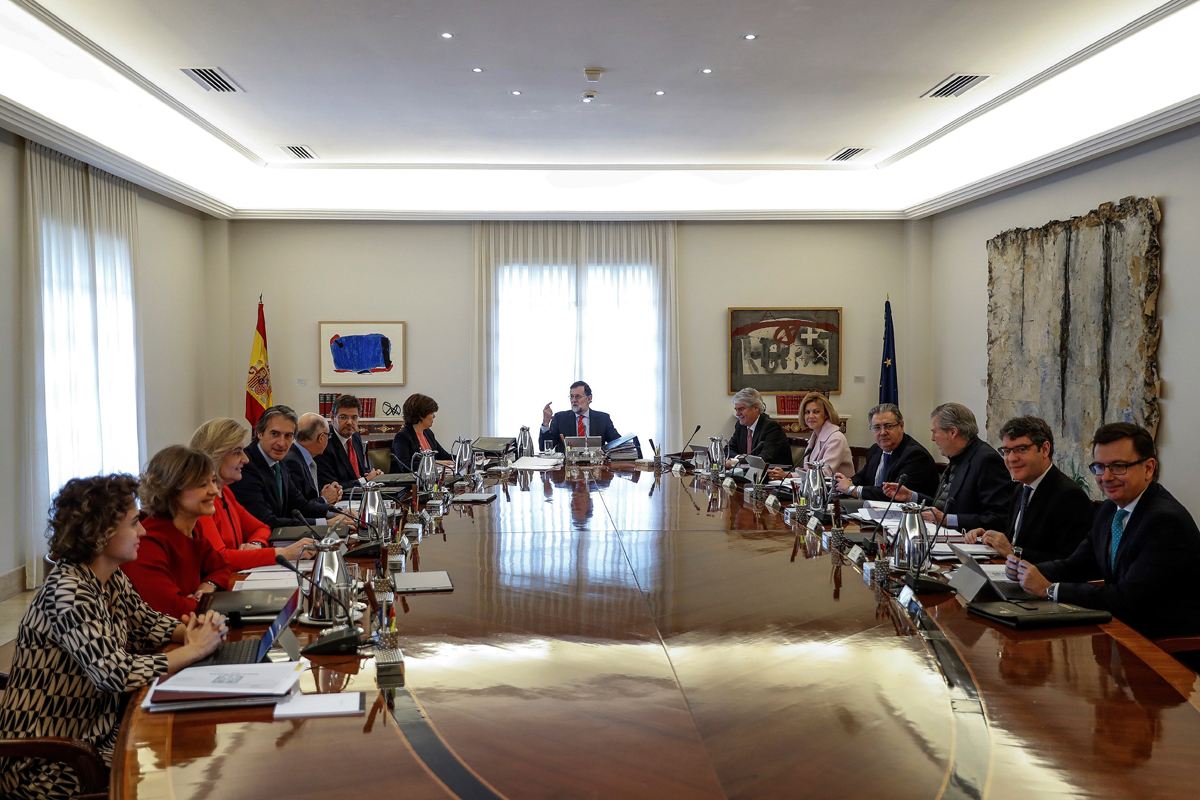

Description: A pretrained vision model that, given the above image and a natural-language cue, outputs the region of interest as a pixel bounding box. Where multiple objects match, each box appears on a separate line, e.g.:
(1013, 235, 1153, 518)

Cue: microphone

(876, 472, 908, 539)
(291, 508, 325, 537)
(680, 424, 702, 463)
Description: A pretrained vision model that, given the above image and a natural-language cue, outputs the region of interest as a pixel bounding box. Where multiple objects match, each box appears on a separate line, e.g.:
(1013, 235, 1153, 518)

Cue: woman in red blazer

(190, 418, 313, 571)
(121, 446, 232, 618)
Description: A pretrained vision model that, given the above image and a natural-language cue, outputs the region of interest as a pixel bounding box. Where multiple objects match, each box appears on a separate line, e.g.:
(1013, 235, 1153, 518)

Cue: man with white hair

(727, 387, 791, 466)
(283, 412, 343, 506)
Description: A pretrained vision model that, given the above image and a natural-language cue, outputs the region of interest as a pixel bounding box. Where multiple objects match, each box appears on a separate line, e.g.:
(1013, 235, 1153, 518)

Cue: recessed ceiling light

(743, 34, 757, 40)
(511, 90, 521, 95)
(472, 67, 484, 73)
(700, 68, 713, 74)
(440, 32, 453, 39)
(655, 90, 665, 96)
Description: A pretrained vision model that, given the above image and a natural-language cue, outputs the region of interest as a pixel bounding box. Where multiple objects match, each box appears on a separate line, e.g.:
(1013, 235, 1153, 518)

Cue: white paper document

(243, 561, 314, 574)
(512, 456, 562, 470)
(157, 660, 305, 696)
(273, 691, 366, 719)
(931, 542, 997, 558)
(233, 574, 301, 591)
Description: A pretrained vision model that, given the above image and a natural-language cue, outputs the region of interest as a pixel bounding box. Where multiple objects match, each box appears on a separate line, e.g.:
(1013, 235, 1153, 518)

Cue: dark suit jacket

(282, 443, 328, 506)
(850, 434, 939, 502)
(540, 409, 620, 452)
(390, 425, 453, 473)
(315, 428, 369, 488)
(926, 436, 1016, 532)
(1006, 464, 1094, 564)
(1037, 482, 1200, 638)
(229, 442, 329, 529)
(730, 413, 791, 466)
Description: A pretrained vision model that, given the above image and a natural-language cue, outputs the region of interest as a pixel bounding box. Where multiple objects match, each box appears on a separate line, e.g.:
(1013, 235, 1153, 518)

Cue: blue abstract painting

(329, 333, 393, 374)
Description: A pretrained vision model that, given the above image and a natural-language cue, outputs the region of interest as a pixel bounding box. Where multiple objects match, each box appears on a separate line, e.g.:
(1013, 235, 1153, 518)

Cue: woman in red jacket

(190, 418, 313, 571)
(121, 446, 233, 617)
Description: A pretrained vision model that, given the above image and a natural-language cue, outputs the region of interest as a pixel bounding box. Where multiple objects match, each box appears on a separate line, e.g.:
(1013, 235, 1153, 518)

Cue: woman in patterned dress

(0, 474, 227, 799)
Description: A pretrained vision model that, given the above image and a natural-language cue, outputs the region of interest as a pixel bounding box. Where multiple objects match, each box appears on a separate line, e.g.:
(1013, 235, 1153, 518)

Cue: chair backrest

(366, 447, 390, 474)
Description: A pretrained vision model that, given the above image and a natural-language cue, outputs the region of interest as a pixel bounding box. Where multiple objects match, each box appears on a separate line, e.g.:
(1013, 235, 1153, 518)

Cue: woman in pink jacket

(769, 392, 855, 479)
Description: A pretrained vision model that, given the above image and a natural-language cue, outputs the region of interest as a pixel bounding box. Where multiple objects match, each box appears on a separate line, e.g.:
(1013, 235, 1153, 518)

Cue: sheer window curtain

(473, 221, 681, 451)
(22, 142, 142, 586)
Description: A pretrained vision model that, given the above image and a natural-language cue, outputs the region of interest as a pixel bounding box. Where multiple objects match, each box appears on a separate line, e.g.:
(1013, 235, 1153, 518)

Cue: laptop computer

(192, 589, 302, 667)
(205, 587, 300, 623)
(948, 543, 1038, 602)
(473, 436, 515, 456)
(268, 524, 350, 544)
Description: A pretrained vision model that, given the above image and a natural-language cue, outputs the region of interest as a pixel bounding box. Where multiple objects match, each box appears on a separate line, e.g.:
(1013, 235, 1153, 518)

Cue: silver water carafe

(300, 535, 349, 626)
(414, 449, 439, 492)
(803, 462, 828, 510)
(451, 437, 475, 475)
(356, 482, 387, 541)
(891, 502, 929, 572)
(707, 436, 725, 476)
(516, 426, 536, 458)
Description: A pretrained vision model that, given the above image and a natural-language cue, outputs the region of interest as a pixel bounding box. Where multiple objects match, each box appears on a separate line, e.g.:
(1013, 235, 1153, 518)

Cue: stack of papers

(233, 570, 303, 591)
(512, 456, 562, 471)
(145, 660, 306, 712)
(274, 691, 366, 719)
(931, 542, 997, 561)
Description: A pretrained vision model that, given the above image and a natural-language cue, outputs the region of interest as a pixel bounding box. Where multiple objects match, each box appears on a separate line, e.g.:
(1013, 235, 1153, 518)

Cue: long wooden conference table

(115, 464, 1200, 799)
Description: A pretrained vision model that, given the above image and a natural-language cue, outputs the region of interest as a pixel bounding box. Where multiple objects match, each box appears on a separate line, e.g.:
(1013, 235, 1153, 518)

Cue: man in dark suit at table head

(1016, 422, 1200, 639)
(964, 415, 1094, 563)
(283, 412, 342, 506)
(725, 387, 791, 467)
(539, 381, 621, 453)
(834, 403, 939, 503)
(315, 394, 383, 488)
(883, 402, 1015, 531)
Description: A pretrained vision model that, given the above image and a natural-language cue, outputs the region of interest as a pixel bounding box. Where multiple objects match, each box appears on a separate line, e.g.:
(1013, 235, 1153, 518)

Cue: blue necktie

(875, 452, 889, 487)
(1110, 508, 1129, 570)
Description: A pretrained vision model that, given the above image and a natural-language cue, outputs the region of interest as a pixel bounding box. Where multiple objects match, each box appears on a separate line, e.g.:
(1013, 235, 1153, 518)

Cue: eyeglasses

(1087, 458, 1148, 476)
(869, 423, 900, 433)
(998, 443, 1037, 457)
(336, 414, 359, 422)
(569, 394, 587, 401)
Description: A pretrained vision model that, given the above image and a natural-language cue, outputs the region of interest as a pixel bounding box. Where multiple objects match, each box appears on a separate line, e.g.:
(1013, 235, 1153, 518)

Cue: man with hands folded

(1010, 423, 1200, 639)
(963, 416, 1092, 562)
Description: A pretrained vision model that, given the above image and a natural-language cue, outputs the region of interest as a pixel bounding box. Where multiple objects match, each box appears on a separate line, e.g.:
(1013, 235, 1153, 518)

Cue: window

(479, 221, 679, 451)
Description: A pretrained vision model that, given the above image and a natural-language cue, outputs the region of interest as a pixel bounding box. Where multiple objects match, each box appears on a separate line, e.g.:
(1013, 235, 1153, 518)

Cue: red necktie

(577, 414, 586, 436)
(348, 438, 361, 478)
(746, 427, 753, 456)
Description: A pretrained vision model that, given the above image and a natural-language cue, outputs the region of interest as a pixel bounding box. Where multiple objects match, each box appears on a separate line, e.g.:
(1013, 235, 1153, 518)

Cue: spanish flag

(245, 297, 272, 426)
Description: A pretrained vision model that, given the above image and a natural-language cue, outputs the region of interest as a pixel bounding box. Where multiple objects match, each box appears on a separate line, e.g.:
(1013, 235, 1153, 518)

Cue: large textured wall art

(986, 196, 1161, 498)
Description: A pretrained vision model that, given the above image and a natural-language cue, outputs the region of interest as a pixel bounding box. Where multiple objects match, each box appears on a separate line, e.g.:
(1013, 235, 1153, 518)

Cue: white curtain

(474, 221, 681, 452)
(23, 142, 141, 585)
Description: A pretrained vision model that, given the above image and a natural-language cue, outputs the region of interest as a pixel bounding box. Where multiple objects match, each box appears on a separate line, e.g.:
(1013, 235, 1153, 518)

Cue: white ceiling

(3, 0, 1200, 216)
(26, 0, 1173, 167)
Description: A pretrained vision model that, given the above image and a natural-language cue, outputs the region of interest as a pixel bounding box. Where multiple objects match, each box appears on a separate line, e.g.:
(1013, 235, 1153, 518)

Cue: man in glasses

(834, 403, 938, 506)
(1014, 422, 1200, 639)
(540, 381, 621, 453)
(315, 394, 383, 488)
(963, 416, 1093, 562)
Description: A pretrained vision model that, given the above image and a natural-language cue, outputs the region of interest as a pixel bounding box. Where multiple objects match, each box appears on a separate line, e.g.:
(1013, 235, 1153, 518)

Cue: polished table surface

(116, 465, 1200, 799)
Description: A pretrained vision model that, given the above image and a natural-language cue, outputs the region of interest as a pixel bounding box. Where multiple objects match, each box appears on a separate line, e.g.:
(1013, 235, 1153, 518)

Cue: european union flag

(879, 300, 898, 404)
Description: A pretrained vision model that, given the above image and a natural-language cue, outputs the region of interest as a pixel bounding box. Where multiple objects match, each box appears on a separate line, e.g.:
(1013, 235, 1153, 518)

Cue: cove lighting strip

(3, 0, 1200, 217)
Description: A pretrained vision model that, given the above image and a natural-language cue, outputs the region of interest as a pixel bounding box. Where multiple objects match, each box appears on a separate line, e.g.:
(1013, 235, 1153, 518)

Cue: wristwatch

(1047, 583, 1059, 602)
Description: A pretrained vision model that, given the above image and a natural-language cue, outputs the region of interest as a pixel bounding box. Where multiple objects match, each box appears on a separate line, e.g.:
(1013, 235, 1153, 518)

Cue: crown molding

(0, 95, 235, 218)
(265, 161, 868, 171)
(877, 0, 1198, 169)
(903, 93, 1200, 218)
(10, 0, 266, 167)
(228, 208, 909, 221)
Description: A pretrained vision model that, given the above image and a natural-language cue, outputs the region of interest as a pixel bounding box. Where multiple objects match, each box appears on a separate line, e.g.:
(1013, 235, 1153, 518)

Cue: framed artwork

(728, 307, 841, 395)
(319, 321, 407, 386)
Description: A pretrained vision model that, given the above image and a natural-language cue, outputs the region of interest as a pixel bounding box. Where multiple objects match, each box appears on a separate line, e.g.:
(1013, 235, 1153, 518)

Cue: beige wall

(227, 221, 477, 436)
(0, 131, 22, 577)
(930, 122, 1200, 511)
(136, 192, 209, 460)
(676, 221, 921, 450)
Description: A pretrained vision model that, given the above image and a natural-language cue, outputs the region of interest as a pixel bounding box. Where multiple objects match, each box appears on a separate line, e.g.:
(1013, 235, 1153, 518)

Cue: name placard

(898, 585, 916, 607)
(671, 463, 684, 475)
(765, 495, 781, 509)
(846, 545, 864, 564)
(723, 478, 736, 490)
(806, 516, 822, 533)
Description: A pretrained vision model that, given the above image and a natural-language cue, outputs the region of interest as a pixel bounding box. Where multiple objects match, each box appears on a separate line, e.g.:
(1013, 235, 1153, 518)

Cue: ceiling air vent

(828, 147, 870, 162)
(921, 73, 992, 98)
(279, 145, 318, 160)
(181, 67, 244, 93)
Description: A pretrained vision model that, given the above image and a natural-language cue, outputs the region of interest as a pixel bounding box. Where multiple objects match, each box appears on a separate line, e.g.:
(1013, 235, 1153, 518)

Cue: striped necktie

(875, 452, 889, 487)
(1110, 508, 1129, 570)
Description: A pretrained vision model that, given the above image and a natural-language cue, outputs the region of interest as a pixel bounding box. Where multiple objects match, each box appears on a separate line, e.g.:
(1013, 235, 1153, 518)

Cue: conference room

(3, 0, 1200, 798)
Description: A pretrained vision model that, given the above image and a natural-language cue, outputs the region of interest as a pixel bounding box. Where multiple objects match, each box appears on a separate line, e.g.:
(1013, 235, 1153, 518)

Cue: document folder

(967, 601, 1112, 630)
